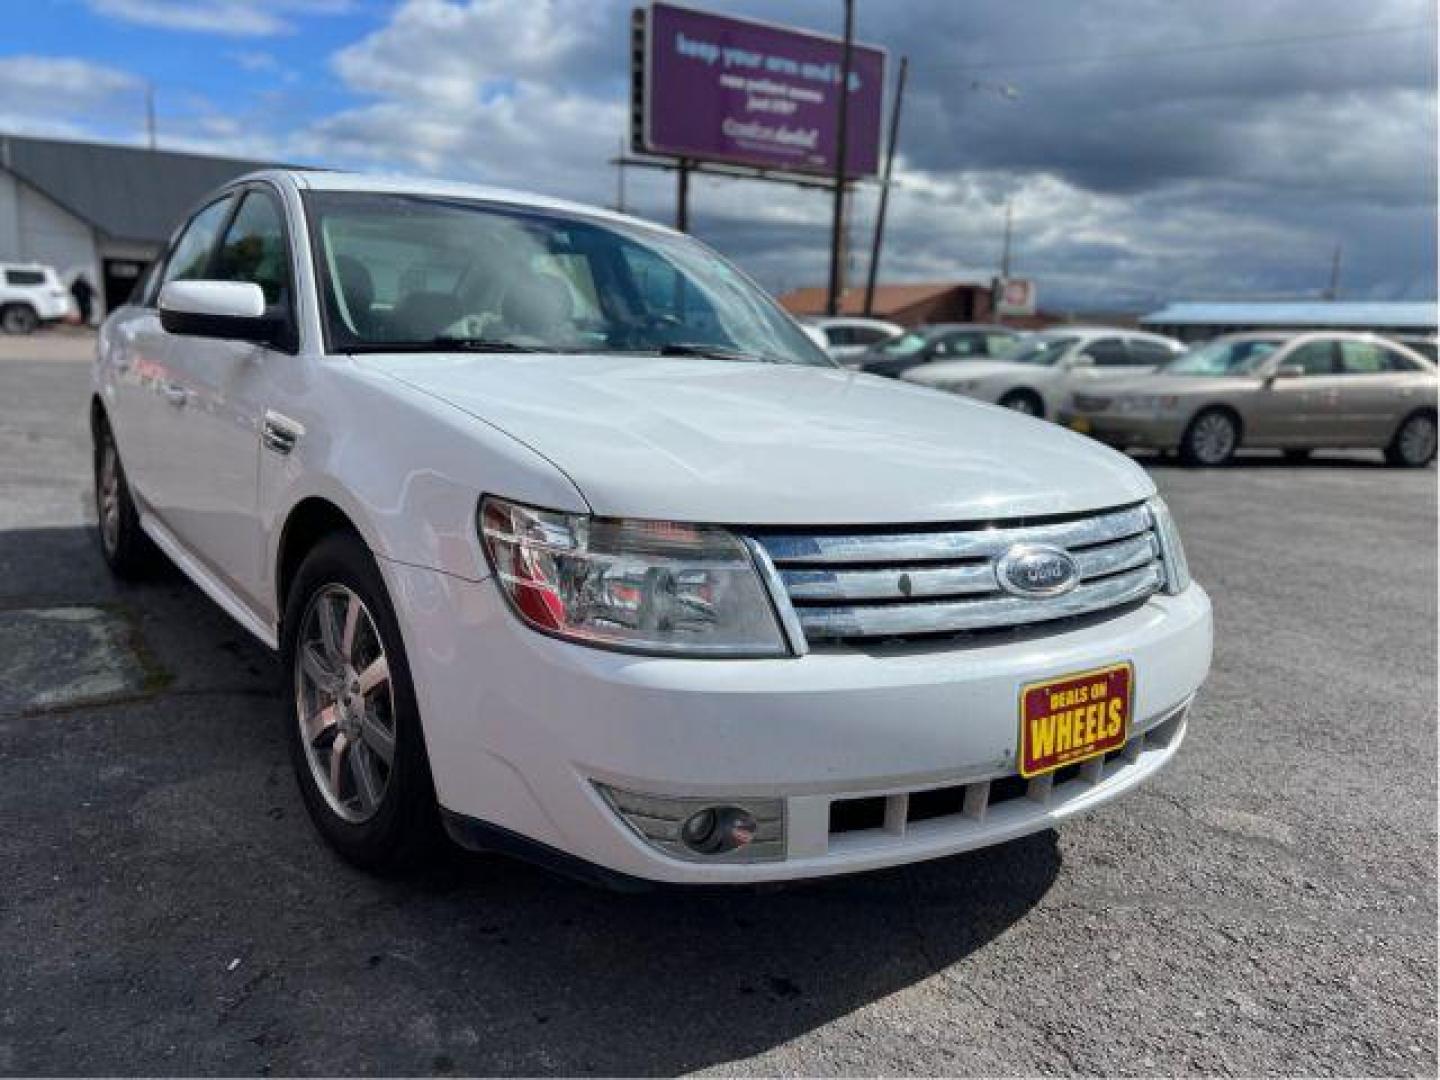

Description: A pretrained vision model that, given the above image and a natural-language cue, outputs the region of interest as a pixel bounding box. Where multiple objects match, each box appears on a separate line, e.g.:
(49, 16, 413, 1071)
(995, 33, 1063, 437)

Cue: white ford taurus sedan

(92, 171, 1212, 886)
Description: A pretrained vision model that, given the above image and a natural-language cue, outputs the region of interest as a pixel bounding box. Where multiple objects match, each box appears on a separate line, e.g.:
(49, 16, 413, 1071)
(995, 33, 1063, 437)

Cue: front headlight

(479, 496, 789, 657)
(1146, 496, 1192, 595)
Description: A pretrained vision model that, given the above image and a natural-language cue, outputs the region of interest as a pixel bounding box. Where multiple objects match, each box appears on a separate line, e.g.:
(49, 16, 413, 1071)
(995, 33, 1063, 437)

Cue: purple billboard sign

(640, 2, 886, 178)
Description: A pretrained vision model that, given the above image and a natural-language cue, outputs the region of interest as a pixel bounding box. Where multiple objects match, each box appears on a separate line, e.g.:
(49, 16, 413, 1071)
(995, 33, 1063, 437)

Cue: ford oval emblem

(996, 544, 1079, 598)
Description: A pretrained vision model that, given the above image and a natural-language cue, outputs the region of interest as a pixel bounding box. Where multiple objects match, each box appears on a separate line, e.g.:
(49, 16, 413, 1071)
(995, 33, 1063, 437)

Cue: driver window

(157, 196, 235, 295)
(1085, 338, 1130, 366)
(1287, 341, 1338, 375)
(213, 191, 290, 307)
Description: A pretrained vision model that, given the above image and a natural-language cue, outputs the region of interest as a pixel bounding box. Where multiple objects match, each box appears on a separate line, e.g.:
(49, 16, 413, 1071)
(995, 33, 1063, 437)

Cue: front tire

(1180, 408, 1239, 466)
(281, 532, 439, 872)
(93, 417, 157, 578)
(1385, 411, 1437, 468)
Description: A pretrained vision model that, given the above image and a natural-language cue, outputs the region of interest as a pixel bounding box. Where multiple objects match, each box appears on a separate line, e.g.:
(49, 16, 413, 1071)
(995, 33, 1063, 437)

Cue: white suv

(1, 263, 72, 333)
(92, 171, 1212, 885)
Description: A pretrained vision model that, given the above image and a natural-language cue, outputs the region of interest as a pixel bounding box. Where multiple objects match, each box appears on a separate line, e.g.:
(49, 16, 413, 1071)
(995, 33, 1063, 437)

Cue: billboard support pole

(676, 159, 691, 232)
(825, 0, 856, 317)
(864, 54, 907, 318)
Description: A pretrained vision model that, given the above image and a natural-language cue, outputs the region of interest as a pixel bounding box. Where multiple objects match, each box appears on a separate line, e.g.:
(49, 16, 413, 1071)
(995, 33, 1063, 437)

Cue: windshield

(1165, 338, 1281, 375)
(1008, 334, 1078, 366)
(878, 330, 931, 356)
(304, 191, 830, 364)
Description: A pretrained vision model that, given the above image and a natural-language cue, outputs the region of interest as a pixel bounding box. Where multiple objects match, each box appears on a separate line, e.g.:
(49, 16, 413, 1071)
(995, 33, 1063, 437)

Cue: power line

(949, 22, 1436, 74)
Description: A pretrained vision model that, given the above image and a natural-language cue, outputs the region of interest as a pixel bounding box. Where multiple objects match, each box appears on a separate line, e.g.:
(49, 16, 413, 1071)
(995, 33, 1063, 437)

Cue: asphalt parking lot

(0, 333, 1435, 1077)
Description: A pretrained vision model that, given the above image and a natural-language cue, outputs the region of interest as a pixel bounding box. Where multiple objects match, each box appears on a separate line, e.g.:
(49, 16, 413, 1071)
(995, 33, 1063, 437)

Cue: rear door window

(1128, 339, 1178, 366)
(4, 269, 46, 286)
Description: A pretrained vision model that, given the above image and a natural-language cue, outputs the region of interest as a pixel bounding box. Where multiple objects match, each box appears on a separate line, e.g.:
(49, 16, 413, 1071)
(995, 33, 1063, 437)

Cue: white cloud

(88, 0, 352, 37)
(0, 56, 143, 137)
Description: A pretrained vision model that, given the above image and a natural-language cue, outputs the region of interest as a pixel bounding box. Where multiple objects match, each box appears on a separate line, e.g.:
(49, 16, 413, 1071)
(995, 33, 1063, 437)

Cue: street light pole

(825, 0, 856, 317)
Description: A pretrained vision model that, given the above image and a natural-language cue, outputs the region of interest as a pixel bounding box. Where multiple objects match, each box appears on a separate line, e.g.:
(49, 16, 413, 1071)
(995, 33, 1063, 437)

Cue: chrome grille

(750, 503, 1165, 644)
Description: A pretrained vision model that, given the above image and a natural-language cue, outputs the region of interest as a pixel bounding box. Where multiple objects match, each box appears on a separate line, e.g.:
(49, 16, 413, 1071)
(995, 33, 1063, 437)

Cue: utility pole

(616, 136, 627, 213)
(1326, 242, 1342, 300)
(675, 159, 690, 232)
(864, 54, 907, 316)
(825, 0, 856, 317)
(1000, 198, 1014, 279)
(145, 83, 157, 150)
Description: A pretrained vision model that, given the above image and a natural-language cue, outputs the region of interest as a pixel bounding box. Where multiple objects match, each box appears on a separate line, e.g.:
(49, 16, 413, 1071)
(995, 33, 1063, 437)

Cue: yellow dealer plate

(1018, 662, 1132, 778)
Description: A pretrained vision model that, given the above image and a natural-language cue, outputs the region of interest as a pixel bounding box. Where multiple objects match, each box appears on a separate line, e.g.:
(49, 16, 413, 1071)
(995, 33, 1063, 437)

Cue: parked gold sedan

(1061, 332, 1438, 467)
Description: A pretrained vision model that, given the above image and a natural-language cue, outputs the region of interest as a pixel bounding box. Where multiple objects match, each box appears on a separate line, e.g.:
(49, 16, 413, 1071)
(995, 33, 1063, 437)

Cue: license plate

(1018, 662, 1132, 778)
(1068, 417, 1092, 434)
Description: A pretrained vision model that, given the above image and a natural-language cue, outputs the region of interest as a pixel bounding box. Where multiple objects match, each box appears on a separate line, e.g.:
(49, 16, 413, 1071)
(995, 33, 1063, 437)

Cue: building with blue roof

(1140, 301, 1438, 343)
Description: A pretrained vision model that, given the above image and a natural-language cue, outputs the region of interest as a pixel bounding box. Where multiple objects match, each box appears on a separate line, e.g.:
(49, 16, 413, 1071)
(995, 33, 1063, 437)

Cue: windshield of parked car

(1008, 334, 1078, 366)
(876, 330, 932, 356)
(305, 191, 830, 365)
(1164, 338, 1282, 375)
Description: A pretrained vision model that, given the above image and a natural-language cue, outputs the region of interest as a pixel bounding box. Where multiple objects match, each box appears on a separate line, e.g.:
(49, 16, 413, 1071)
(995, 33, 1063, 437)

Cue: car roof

(232, 168, 664, 235)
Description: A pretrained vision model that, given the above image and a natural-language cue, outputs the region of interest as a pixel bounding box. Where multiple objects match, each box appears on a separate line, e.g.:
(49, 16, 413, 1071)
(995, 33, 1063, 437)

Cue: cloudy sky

(3, 0, 1436, 309)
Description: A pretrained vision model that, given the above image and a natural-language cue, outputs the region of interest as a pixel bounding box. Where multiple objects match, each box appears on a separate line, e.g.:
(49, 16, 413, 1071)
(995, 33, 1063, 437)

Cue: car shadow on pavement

(1, 525, 1060, 1076)
(1133, 450, 1395, 469)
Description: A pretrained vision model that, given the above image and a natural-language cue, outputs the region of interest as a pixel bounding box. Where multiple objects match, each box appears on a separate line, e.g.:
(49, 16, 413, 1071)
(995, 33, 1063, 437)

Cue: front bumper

(1061, 412, 1186, 449)
(382, 559, 1213, 884)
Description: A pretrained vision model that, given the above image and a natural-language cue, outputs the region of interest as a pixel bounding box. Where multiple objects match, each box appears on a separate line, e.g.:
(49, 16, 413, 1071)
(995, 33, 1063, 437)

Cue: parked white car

(92, 171, 1211, 885)
(1, 262, 72, 333)
(904, 327, 1184, 419)
(803, 315, 903, 360)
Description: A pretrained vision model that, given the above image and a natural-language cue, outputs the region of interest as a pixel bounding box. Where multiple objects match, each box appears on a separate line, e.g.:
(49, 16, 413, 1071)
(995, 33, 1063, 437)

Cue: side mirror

(159, 281, 285, 346)
(1266, 363, 1304, 383)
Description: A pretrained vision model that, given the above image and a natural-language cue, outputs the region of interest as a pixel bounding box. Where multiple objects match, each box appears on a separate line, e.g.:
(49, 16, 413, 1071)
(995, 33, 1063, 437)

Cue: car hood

(361, 353, 1153, 525)
(906, 360, 1030, 384)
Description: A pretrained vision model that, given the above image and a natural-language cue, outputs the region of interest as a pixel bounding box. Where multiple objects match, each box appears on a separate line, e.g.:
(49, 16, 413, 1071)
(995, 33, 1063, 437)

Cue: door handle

(262, 410, 304, 456)
(163, 383, 188, 407)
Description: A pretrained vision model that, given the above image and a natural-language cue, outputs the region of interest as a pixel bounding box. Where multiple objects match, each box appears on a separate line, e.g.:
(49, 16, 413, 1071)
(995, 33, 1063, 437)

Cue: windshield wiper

(343, 337, 546, 354)
(653, 342, 777, 363)
(430, 336, 544, 352)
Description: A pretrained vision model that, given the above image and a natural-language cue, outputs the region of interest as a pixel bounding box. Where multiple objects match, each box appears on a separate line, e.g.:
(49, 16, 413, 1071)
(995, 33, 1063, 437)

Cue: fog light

(681, 806, 757, 855)
(596, 784, 784, 862)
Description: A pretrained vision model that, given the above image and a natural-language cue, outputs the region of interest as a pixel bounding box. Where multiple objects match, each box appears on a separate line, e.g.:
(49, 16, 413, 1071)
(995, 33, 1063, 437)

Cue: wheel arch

(274, 496, 368, 619)
(1391, 403, 1438, 439)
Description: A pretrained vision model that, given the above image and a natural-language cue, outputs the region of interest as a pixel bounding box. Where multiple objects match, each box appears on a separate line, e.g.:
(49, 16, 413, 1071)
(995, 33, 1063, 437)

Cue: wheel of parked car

(1, 303, 38, 335)
(93, 416, 158, 578)
(1180, 408, 1239, 466)
(281, 532, 439, 872)
(1384, 410, 1438, 468)
(998, 389, 1043, 417)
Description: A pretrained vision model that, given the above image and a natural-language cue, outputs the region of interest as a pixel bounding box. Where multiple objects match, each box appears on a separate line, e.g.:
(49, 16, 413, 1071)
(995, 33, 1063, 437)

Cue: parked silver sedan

(1061, 332, 1438, 467)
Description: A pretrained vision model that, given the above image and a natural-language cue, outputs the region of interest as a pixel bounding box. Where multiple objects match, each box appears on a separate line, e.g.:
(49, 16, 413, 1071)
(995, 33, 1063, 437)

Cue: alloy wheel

(1398, 414, 1437, 465)
(294, 584, 397, 824)
(1191, 412, 1236, 465)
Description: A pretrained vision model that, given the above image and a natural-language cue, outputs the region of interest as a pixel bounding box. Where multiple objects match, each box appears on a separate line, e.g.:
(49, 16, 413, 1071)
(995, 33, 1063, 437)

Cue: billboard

(994, 278, 1037, 317)
(635, 2, 886, 179)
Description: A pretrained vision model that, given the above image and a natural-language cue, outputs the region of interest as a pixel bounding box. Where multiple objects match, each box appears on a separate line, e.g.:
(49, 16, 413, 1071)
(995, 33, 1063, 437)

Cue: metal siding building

(0, 134, 274, 319)
(1141, 301, 1438, 343)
